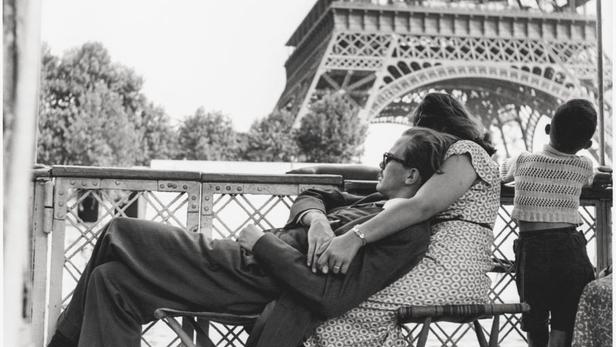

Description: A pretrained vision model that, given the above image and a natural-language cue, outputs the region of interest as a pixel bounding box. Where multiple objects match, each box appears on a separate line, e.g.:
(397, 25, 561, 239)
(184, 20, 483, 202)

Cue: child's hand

(237, 224, 265, 251)
(591, 166, 612, 190)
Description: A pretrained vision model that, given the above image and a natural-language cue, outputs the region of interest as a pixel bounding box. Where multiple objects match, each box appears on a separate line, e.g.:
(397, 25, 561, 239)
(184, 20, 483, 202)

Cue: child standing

(501, 99, 598, 347)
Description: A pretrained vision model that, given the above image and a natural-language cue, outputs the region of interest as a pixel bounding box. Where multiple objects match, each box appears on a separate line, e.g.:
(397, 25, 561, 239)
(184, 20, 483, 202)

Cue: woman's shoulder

(445, 140, 492, 159)
(445, 140, 499, 184)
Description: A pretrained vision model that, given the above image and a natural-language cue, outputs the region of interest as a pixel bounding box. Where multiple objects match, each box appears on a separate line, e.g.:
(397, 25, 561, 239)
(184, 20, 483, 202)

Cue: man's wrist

(302, 209, 327, 226)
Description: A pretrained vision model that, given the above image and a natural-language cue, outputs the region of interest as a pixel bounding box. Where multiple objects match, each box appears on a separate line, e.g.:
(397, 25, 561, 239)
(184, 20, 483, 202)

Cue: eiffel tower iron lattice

(275, 0, 612, 162)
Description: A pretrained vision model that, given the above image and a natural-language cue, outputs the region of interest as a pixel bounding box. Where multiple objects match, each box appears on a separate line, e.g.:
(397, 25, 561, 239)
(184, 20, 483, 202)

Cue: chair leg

(181, 317, 195, 347)
(194, 319, 215, 347)
(473, 320, 489, 347)
(161, 316, 198, 347)
(416, 317, 432, 347)
(488, 315, 500, 347)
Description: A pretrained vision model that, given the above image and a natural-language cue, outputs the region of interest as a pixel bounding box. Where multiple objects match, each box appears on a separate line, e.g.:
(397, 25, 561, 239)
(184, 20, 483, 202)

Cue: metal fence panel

(30, 171, 610, 347)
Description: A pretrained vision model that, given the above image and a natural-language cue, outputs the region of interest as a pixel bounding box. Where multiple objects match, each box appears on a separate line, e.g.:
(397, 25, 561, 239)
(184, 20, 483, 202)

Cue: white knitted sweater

(501, 144, 594, 225)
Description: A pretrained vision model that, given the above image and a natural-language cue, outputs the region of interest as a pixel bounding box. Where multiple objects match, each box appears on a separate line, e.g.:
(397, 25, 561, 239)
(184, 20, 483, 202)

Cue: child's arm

(500, 156, 518, 183)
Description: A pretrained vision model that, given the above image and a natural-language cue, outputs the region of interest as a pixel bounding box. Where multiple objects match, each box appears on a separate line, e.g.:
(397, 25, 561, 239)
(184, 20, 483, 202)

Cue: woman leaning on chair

(300, 92, 501, 346)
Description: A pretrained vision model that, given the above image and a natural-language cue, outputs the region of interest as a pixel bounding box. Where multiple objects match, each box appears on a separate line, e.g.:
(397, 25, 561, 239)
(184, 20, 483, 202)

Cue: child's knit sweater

(501, 144, 594, 225)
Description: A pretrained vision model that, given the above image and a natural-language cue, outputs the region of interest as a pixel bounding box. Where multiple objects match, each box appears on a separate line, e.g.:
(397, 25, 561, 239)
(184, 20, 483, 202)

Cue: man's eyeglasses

(380, 152, 407, 170)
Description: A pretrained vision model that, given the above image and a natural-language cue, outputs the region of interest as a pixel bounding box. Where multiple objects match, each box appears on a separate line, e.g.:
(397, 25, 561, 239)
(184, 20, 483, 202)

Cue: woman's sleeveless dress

(304, 140, 501, 347)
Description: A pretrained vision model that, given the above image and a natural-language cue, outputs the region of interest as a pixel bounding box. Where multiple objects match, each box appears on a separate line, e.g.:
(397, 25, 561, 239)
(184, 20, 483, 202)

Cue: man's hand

(316, 231, 362, 275)
(304, 212, 335, 273)
(237, 224, 265, 252)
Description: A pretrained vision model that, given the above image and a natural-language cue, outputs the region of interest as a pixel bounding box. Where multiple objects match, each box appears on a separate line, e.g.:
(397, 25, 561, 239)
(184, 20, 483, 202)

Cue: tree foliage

(140, 102, 180, 161)
(37, 42, 177, 166)
(295, 92, 368, 163)
(241, 109, 298, 161)
(177, 108, 241, 160)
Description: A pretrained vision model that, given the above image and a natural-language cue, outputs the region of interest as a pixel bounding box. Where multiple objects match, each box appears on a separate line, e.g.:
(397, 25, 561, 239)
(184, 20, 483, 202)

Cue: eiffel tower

(275, 0, 611, 161)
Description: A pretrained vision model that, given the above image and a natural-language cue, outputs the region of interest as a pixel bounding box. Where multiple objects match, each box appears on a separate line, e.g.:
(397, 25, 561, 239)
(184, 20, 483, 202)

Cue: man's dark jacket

(245, 188, 431, 347)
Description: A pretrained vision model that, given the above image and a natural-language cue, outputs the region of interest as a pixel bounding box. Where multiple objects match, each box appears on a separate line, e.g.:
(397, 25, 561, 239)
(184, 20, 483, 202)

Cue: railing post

(47, 178, 69, 342)
(31, 178, 54, 346)
(594, 198, 612, 272)
(185, 182, 202, 233)
(200, 184, 215, 237)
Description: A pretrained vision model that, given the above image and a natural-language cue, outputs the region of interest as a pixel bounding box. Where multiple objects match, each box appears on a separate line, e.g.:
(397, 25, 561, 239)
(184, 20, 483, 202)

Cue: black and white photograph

(3, 1, 614, 346)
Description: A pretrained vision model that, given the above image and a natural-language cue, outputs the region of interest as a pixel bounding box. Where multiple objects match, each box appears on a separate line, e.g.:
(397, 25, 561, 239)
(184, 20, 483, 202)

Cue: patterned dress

(572, 275, 612, 347)
(305, 140, 501, 347)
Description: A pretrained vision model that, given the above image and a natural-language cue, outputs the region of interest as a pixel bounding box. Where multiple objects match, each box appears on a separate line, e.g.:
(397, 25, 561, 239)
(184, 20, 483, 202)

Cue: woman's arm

(317, 154, 478, 274)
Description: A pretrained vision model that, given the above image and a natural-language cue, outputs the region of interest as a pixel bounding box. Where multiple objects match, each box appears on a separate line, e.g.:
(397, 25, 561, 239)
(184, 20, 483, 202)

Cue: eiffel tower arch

(276, 0, 611, 161)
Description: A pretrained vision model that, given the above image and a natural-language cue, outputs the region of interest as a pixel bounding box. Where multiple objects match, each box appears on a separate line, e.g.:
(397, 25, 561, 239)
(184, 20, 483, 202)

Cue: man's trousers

(55, 216, 429, 347)
(56, 217, 282, 347)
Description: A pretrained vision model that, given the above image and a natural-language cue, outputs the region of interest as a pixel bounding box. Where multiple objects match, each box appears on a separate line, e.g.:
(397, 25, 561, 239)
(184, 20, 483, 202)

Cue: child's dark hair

(401, 127, 458, 182)
(551, 99, 597, 153)
(411, 92, 496, 156)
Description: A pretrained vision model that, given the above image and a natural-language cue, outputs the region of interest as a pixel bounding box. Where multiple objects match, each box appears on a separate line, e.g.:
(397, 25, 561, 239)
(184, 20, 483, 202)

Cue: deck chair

(156, 259, 528, 347)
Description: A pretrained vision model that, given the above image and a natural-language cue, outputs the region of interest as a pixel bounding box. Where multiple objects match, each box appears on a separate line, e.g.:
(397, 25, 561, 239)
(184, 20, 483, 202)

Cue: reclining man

(48, 127, 456, 347)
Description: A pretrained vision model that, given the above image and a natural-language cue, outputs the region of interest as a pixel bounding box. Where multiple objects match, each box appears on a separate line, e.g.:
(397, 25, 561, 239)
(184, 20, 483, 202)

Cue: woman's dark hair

(411, 92, 496, 156)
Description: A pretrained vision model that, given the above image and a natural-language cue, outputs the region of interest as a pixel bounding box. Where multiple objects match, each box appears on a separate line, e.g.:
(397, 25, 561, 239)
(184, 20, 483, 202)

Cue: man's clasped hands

(237, 211, 361, 276)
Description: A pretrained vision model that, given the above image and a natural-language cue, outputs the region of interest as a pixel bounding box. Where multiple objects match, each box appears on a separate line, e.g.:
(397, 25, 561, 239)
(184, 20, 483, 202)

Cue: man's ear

(545, 124, 551, 135)
(405, 168, 421, 185)
(583, 140, 592, 149)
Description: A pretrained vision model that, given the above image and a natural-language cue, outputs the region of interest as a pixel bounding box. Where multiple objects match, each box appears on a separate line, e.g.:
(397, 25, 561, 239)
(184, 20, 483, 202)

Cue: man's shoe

(47, 331, 77, 347)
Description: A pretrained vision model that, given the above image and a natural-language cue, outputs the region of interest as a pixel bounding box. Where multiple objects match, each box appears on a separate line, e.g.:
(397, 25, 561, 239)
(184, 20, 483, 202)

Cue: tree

(140, 102, 180, 162)
(37, 42, 176, 166)
(295, 92, 368, 163)
(177, 108, 241, 160)
(64, 81, 140, 166)
(241, 109, 298, 161)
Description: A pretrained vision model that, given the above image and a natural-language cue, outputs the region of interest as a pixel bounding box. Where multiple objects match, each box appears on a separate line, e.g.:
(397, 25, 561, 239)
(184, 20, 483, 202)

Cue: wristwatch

(351, 225, 367, 246)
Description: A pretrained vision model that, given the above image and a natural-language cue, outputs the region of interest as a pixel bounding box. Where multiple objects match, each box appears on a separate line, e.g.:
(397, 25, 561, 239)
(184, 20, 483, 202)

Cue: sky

(41, 0, 316, 132)
(41, 0, 614, 165)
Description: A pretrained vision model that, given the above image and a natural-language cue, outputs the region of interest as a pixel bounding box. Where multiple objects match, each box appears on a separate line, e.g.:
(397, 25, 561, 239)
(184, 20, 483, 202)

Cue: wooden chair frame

(397, 303, 531, 347)
(155, 302, 530, 347)
(154, 308, 259, 347)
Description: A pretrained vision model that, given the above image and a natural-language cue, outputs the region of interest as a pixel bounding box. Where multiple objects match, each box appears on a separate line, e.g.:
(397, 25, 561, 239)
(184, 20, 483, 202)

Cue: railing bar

(214, 218, 236, 238)
(63, 260, 82, 284)
(63, 220, 94, 256)
(491, 234, 513, 251)
(213, 193, 225, 205)
(257, 196, 292, 226)
(165, 196, 189, 229)
(168, 194, 189, 216)
(236, 194, 282, 230)
(212, 195, 235, 215)
(148, 192, 184, 223)
(430, 322, 450, 345)
(213, 226, 231, 240)
(227, 195, 257, 222)
(164, 191, 187, 209)
(143, 194, 177, 226)
(95, 191, 130, 221)
(63, 225, 100, 260)
(236, 194, 274, 218)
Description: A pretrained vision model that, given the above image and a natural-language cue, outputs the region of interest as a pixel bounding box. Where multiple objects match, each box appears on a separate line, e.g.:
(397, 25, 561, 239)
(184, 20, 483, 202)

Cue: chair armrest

(154, 308, 259, 326)
(397, 303, 530, 324)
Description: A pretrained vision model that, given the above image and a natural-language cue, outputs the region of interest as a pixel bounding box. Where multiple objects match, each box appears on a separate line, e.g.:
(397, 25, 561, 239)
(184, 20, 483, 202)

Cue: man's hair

(551, 99, 597, 152)
(401, 127, 458, 183)
(411, 92, 496, 156)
